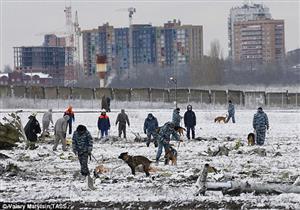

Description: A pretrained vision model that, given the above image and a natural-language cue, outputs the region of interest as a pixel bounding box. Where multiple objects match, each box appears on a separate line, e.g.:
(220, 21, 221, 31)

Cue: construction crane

(74, 10, 81, 66)
(116, 7, 136, 74)
(128, 7, 136, 72)
(128, 8, 136, 72)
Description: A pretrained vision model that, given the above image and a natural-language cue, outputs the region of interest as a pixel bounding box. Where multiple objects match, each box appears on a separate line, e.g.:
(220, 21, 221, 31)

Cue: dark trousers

(67, 120, 73, 134)
(187, 126, 195, 139)
(118, 124, 126, 138)
(156, 140, 169, 161)
(226, 114, 235, 123)
(255, 128, 266, 145)
(78, 152, 89, 176)
(100, 129, 108, 138)
(147, 131, 158, 145)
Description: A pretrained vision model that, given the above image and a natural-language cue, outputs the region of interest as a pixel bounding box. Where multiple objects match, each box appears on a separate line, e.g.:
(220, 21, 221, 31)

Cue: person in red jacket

(97, 110, 110, 138)
(64, 105, 75, 135)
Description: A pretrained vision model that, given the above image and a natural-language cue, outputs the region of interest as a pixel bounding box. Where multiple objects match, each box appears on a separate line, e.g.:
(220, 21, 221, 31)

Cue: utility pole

(128, 7, 136, 79)
(170, 77, 177, 108)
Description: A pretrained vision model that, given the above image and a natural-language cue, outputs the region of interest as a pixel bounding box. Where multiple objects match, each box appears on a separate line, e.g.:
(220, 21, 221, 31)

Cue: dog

(214, 115, 227, 123)
(118, 152, 152, 177)
(93, 165, 109, 178)
(247, 133, 255, 146)
(164, 146, 178, 165)
(174, 126, 186, 136)
(156, 126, 186, 136)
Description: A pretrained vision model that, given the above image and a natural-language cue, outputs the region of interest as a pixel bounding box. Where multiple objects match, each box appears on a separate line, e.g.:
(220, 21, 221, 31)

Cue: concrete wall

(211, 90, 227, 105)
(112, 88, 130, 101)
(0, 85, 10, 98)
(189, 89, 210, 104)
(244, 91, 266, 108)
(94, 88, 112, 100)
(169, 89, 189, 103)
(228, 90, 244, 105)
(131, 88, 150, 102)
(44, 87, 58, 99)
(58, 87, 71, 100)
(72, 88, 94, 100)
(150, 89, 169, 102)
(288, 93, 299, 107)
(0, 85, 298, 108)
(26, 86, 45, 99)
(12, 86, 27, 98)
(266, 92, 287, 107)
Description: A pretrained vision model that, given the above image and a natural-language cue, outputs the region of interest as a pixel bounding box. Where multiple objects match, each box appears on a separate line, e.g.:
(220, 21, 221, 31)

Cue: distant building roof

(24, 72, 52, 79)
(0, 73, 9, 78)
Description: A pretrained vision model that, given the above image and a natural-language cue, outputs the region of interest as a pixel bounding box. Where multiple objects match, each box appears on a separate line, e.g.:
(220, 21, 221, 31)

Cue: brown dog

(164, 146, 178, 165)
(247, 133, 255, 146)
(214, 115, 227, 123)
(174, 126, 186, 136)
(118, 152, 152, 177)
(93, 165, 109, 178)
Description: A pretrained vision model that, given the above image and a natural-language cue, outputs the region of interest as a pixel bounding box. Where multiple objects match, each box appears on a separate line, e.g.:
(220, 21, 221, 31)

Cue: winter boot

(87, 175, 95, 190)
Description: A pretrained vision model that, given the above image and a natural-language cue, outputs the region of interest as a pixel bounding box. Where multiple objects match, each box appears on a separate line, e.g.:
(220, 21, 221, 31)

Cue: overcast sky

(1, 0, 299, 69)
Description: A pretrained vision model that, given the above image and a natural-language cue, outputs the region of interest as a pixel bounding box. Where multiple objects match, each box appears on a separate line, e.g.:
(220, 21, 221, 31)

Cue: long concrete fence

(0, 85, 299, 108)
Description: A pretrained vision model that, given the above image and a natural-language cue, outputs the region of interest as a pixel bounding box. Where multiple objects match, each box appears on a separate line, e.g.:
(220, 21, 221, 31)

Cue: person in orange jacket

(64, 105, 75, 135)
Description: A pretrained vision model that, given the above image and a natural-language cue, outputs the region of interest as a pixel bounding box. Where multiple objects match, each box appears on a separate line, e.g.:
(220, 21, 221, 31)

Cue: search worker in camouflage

(53, 115, 69, 151)
(42, 109, 53, 133)
(253, 107, 269, 145)
(144, 113, 158, 147)
(72, 125, 93, 177)
(115, 109, 130, 139)
(155, 122, 180, 165)
(172, 108, 183, 127)
(226, 100, 235, 123)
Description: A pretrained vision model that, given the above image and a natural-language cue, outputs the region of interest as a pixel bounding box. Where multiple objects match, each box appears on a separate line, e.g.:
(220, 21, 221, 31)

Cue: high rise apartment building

(233, 19, 285, 63)
(82, 20, 203, 76)
(228, 3, 271, 58)
(229, 3, 285, 64)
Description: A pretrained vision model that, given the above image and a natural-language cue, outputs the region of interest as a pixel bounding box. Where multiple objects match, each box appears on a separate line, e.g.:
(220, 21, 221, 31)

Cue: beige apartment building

(233, 19, 285, 64)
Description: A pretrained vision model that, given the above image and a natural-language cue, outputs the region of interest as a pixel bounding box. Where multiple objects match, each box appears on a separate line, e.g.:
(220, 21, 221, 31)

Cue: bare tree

(3, 65, 13, 73)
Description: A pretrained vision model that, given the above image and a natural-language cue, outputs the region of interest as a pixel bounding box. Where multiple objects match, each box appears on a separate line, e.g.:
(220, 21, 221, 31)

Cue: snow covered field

(1, 108, 300, 209)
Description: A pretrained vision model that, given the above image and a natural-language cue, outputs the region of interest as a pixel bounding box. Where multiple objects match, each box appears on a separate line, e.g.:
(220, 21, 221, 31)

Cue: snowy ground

(1, 108, 300, 209)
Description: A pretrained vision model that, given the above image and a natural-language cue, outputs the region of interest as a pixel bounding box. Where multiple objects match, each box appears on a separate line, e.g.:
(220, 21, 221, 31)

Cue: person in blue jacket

(144, 113, 158, 147)
(226, 100, 235, 123)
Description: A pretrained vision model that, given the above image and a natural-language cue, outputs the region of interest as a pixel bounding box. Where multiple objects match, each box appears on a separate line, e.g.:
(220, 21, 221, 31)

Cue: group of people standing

(97, 109, 130, 139)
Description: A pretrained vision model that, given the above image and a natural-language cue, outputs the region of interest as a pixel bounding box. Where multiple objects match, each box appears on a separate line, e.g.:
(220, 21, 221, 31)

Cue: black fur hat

(76, 125, 87, 133)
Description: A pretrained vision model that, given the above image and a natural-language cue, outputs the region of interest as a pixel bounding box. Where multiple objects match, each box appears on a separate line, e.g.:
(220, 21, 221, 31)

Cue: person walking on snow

(53, 115, 69, 151)
(64, 106, 75, 135)
(97, 110, 110, 138)
(172, 108, 183, 127)
(155, 122, 181, 165)
(72, 125, 94, 189)
(253, 107, 269, 145)
(101, 95, 108, 112)
(24, 112, 41, 150)
(184, 105, 196, 140)
(226, 100, 235, 123)
(144, 113, 159, 147)
(42, 109, 53, 133)
(115, 109, 130, 139)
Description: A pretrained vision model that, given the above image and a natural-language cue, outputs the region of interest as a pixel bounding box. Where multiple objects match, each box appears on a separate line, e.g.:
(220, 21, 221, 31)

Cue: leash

(91, 154, 102, 164)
